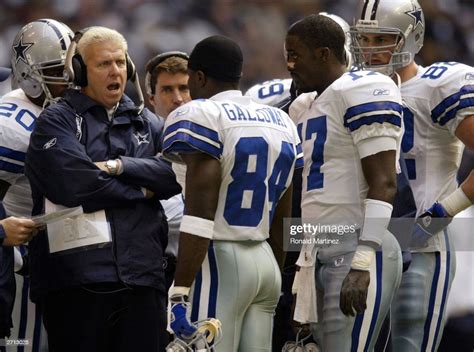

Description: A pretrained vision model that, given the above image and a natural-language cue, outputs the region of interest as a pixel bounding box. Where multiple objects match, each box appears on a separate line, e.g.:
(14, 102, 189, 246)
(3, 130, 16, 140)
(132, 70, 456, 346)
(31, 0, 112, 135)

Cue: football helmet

(166, 318, 222, 352)
(11, 19, 73, 105)
(319, 12, 352, 70)
(349, 0, 425, 75)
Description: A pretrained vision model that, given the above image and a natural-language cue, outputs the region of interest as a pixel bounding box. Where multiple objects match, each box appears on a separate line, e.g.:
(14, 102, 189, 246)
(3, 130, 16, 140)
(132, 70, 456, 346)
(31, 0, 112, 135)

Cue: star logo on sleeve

(405, 7, 423, 28)
(133, 132, 150, 145)
(13, 35, 34, 64)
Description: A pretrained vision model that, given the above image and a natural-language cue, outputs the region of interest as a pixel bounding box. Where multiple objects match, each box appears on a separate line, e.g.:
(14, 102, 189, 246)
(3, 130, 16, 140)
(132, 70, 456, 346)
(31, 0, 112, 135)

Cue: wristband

(440, 187, 471, 217)
(180, 215, 214, 239)
(169, 285, 190, 298)
(360, 199, 393, 245)
(351, 245, 376, 271)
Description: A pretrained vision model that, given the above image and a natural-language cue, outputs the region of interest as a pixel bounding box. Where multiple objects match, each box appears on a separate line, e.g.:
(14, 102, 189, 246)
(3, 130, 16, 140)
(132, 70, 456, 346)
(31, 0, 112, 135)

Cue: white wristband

(360, 199, 393, 245)
(351, 245, 376, 271)
(440, 187, 472, 217)
(180, 215, 214, 239)
(169, 285, 190, 298)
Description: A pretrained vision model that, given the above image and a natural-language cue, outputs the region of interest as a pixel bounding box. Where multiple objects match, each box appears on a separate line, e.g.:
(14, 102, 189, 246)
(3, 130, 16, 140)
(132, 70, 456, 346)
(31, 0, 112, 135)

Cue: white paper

(44, 199, 112, 253)
(32, 206, 83, 226)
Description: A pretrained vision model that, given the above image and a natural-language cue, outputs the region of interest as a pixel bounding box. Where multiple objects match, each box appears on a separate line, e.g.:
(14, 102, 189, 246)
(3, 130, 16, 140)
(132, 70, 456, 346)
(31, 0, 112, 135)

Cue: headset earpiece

(126, 53, 135, 81)
(71, 53, 88, 87)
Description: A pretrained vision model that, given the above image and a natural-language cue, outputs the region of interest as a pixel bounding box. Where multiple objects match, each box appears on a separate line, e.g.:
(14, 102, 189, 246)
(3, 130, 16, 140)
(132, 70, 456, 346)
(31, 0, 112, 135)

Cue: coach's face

(82, 40, 127, 109)
(285, 34, 321, 94)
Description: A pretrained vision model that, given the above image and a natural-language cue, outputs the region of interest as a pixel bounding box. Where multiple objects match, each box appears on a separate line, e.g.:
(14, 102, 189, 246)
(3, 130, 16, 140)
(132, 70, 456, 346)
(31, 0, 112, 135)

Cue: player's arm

(268, 184, 293, 269)
(169, 152, 220, 340)
(174, 153, 220, 286)
(411, 170, 474, 247)
(340, 150, 397, 316)
(455, 113, 474, 150)
(411, 115, 474, 246)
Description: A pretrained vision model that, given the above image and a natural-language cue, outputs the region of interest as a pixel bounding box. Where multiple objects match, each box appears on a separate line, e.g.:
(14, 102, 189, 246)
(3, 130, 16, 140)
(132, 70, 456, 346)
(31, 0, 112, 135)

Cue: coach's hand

(340, 269, 370, 316)
(170, 294, 197, 340)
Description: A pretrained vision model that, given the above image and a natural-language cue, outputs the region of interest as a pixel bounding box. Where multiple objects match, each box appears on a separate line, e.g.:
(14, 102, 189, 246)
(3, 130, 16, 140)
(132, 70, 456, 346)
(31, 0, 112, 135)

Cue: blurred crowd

(0, 0, 472, 94)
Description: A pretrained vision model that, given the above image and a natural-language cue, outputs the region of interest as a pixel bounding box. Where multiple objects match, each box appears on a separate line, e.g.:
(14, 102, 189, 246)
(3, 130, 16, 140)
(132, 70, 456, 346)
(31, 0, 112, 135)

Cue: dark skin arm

(340, 150, 397, 316)
(173, 153, 221, 287)
(268, 184, 293, 269)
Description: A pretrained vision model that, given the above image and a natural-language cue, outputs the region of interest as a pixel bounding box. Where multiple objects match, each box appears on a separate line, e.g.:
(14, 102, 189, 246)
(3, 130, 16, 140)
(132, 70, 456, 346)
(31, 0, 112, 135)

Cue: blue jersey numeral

(224, 137, 295, 226)
(302, 116, 327, 191)
(421, 62, 458, 80)
(401, 107, 416, 180)
(268, 141, 294, 220)
(0, 102, 37, 131)
(258, 82, 284, 99)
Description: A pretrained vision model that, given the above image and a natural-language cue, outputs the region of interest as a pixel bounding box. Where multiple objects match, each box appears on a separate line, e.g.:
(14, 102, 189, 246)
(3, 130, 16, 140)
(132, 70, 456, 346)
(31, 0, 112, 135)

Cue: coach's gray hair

(77, 26, 128, 61)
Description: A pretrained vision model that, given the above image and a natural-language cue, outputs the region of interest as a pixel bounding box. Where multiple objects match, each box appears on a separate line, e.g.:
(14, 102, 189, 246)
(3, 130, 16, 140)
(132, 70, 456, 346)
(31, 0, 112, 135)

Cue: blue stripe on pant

(191, 241, 219, 322)
(392, 230, 455, 352)
(351, 252, 383, 352)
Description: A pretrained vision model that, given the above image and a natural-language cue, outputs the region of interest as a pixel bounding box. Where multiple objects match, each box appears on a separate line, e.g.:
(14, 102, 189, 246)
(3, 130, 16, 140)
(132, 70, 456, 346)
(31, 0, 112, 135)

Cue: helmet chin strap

(393, 71, 402, 88)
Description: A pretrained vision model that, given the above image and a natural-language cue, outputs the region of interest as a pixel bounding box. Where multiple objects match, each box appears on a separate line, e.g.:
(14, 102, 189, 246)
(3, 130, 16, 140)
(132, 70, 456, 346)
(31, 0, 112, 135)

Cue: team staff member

(25, 26, 180, 352)
(0, 202, 37, 343)
(145, 51, 190, 290)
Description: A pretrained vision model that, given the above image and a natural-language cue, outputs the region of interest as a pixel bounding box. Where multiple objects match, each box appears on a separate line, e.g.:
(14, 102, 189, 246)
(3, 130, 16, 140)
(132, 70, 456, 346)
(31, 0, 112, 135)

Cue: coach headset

(144, 51, 189, 96)
(63, 27, 144, 113)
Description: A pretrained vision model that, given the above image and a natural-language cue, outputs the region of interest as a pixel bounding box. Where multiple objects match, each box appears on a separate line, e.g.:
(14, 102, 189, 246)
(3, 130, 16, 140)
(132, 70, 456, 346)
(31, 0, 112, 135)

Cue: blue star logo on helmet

(405, 8, 423, 28)
(12, 35, 34, 64)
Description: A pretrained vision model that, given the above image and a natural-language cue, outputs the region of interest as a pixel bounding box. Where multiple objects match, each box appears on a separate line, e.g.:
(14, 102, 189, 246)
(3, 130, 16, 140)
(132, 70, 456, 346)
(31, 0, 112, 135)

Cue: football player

(287, 14, 403, 351)
(163, 35, 302, 351)
(0, 19, 73, 352)
(350, 0, 474, 350)
(245, 12, 352, 112)
(0, 67, 11, 97)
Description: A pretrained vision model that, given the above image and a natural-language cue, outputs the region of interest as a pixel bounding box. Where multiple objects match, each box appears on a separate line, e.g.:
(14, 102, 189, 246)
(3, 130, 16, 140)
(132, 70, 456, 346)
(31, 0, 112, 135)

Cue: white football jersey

(163, 90, 303, 241)
(401, 62, 474, 251)
(401, 62, 474, 213)
(0, 89, 41, 217)
(294, 71, 403, 227)
(245, 78, 293, 106)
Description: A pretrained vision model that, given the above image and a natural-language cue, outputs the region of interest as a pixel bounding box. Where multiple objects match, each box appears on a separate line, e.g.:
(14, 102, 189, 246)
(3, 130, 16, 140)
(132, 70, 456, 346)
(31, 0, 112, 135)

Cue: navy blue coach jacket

(25, 89, 181, 301)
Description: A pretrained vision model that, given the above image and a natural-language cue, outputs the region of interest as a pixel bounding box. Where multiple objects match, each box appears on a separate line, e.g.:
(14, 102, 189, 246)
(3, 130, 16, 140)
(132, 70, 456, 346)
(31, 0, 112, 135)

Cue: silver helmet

(11, 19, 73, 104)
(349, 0, 425, 75)
(319, 12, 353, 70)
(166, 318, 222, 351)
